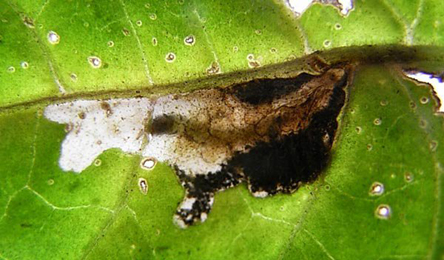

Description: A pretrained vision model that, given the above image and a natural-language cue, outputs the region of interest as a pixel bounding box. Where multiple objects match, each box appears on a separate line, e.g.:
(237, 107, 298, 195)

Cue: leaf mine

(283, 0, 354, 17)
(44, 65, 351, 227)
(404, 71, 444, 112)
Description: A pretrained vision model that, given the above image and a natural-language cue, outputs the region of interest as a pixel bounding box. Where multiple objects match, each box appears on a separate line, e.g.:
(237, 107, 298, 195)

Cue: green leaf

(1, 0, 443, 259)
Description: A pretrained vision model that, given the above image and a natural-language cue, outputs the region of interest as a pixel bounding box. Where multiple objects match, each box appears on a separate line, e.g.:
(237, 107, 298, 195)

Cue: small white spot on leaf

(149, 13, 157, 20)
(184, 35, 195, 46)
(70, 73, 78, 82)
(373, 118, 382, 126)
(20, 61, 29, 69)
(88, 56, 102, 68)
(94, 159, 102, 166)
(47, 31, 60, 44)
(380, 100, 388, 106)
(375, 204, 391, 219)
(369, 182, 384, 196)
(165, 52, 176, 63)
(323, 40, 331, 48)
(138, 178, 148, 195)
(404, 172, 413, 182)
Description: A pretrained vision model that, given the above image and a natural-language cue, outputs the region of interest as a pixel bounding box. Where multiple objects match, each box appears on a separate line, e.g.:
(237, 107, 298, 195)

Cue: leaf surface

(0, 1, 443, 259)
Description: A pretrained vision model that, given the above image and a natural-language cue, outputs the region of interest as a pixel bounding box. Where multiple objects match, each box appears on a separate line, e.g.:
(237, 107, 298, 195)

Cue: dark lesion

(229, 76, 346, 196)
(174, 167, 243, 227)
(149, 66, 350, 227)
(228, 72, 316, 105)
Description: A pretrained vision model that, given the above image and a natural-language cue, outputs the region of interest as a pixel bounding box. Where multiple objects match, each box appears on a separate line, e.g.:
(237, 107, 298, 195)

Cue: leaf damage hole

(44, 65, 351, 228)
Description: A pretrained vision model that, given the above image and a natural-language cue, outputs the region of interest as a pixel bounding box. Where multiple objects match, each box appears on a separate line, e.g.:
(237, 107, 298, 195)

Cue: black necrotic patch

(229, 72, 316, 105)
(173, 69, 348, 227)
(227, 78, 346, 194)
(175, 167, 243, 226)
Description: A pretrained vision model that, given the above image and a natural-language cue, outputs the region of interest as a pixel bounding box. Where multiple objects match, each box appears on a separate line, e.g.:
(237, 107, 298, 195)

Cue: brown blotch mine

(148, 66, 351, 227)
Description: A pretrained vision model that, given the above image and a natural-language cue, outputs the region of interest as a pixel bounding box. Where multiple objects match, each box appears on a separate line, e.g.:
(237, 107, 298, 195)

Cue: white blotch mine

(375, 204, 391, 219)
(44, 94, 230, 174)
(47, 31, 60, 44)
(405, 71, 444, 112)
(283, 0, 354, 16)
(45, 68, 347, 180)
(338, 0, 353, 15)
(7, 66, 15, 73)
(369, 182, 384, 196)
(141, 94, 226, 174)
(44, 68, 348, 228)
(44, 98, 152, 172)
(284, 0, 313, 16)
